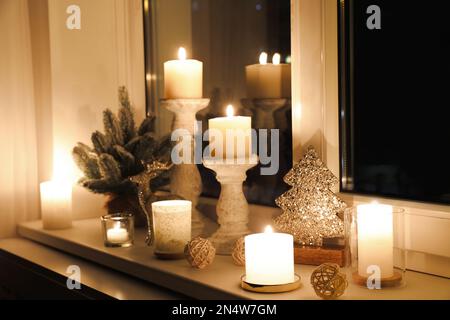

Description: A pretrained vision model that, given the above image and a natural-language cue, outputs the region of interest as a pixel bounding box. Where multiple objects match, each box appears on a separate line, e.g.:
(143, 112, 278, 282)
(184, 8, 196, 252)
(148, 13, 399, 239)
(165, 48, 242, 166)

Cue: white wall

(38, 0, 146, 219)
(0, 0, 41, 237)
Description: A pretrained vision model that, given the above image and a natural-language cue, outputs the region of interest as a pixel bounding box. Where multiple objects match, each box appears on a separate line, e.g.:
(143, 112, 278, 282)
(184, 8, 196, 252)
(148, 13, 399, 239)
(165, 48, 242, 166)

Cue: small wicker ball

(232, 237, 245, 266)
(184, 237, 216, 269)
(310, 263, 348, 300)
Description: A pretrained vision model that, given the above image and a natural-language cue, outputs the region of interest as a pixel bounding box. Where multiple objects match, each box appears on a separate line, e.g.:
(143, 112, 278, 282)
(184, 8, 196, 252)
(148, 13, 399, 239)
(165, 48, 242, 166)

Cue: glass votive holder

(345, 204, 406, 289)
(152, 200, 192, 259)
(101, 213, 134, 248)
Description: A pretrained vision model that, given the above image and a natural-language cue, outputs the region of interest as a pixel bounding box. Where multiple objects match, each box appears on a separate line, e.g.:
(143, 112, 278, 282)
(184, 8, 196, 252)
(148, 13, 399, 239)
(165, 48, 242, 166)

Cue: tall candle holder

(203, 156, 258, 255)
(161, 98, 210, 237)
(241, 98, 288, 129)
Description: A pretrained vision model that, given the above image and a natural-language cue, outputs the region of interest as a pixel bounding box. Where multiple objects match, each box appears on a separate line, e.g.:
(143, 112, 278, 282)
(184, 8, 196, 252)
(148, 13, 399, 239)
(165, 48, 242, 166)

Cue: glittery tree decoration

(274, 146, 346, 246)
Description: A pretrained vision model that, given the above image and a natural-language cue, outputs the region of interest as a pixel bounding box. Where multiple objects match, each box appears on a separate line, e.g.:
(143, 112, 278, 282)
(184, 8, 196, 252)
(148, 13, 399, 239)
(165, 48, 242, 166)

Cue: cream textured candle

(152, 200, 192, 256)
(164, 47, 203, 99)
(245, 226, 295, 285)
(245, 52, 291, 99)
(357, 204, 394, 278)
(208, 105, 252, 160)
(40, 180, 72, 230)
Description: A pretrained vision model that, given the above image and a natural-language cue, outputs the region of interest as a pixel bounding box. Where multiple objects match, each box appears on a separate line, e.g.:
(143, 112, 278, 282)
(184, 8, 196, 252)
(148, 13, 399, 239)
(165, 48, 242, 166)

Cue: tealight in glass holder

(101, 213, 134, 248)
(345, 204, 406, 289)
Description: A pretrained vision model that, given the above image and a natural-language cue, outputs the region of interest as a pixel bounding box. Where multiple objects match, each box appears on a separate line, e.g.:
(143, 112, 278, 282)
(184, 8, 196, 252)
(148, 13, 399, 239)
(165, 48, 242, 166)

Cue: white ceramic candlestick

(241, 98, 288, 129)
(203, 156, 258, 255)
(161, 98, 209, 237)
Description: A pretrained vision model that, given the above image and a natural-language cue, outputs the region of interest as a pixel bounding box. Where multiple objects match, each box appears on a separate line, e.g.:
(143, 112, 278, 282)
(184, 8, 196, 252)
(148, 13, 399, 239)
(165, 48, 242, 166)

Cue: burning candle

(164, 47, 203, 99)
(357, 204, 394, 278)
(245, 52, 291, 99)
(244, 226, 295, 285)
(106, 222, 129, 243)
(40, 180, 72, 230)
(208, 105, 252, 160)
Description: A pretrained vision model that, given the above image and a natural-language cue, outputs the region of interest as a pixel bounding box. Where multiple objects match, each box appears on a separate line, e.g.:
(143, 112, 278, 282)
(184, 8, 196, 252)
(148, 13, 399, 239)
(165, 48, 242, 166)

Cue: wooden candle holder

(240, 274, 301, 293)
(352, 271, 403, 288)
(294, 244, 348, 267)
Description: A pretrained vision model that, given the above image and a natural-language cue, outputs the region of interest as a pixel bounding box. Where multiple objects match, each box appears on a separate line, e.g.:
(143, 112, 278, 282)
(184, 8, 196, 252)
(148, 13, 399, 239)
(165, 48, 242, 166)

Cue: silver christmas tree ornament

(274, 146, 346, 246)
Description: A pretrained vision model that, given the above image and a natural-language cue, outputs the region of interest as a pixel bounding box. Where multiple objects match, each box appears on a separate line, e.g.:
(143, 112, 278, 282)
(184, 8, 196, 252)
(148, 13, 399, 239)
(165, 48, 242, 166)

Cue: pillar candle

(245, 52, 291, 99)
(208, 105, 252, 160)
(40, 180, 72, 230)
(164, 47, 203, 99)
(152, 200, 192, 256)
(245, 226, 295, 285)
(357, 204, 394, 278)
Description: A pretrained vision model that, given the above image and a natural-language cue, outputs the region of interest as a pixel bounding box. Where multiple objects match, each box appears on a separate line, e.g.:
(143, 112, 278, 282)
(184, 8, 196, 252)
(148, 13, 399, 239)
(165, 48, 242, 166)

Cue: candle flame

(259, 52, 268, 65)
(113, 221, 121, 230)
(226, 104, 234, 117)
(264, 225, 273, 233)
(178, 47, 187, 60)
(272, 53, 281, 65)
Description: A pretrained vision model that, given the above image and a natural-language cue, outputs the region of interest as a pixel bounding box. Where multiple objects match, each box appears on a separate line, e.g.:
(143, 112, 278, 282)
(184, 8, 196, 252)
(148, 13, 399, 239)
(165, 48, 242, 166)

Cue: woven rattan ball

(232, 237, 245, 266)
(310, 263, 348, 300)
(184, 237, 216, 269)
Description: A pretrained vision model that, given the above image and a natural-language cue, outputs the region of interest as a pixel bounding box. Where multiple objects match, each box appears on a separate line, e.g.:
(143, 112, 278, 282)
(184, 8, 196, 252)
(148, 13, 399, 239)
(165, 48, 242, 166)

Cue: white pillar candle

(40, 180, 72, 230)
(152, 200, 192, 255)
(164, 47, 203, 99)
(106, 222, 129, 243)
(357, 204, 394, 278)
(245, 52, 291, 99)
(208, 105, 252, 160)
(245, 226, 295, 285)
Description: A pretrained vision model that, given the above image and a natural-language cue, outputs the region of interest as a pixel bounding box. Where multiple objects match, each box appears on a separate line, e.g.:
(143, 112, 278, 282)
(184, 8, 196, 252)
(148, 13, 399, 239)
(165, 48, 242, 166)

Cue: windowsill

(17, 219, 450, 300)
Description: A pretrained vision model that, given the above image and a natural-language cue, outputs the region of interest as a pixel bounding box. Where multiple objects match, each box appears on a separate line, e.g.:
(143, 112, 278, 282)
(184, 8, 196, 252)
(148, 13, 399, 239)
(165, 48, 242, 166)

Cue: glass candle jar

(345, 204, 406, 289)
(101, 213, 134, 248)
(151, 200, 192, 259)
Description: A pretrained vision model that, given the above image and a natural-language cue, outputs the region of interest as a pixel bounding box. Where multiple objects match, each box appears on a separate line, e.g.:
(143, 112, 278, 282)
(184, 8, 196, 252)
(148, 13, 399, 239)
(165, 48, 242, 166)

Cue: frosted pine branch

(103, 109, 124, 146)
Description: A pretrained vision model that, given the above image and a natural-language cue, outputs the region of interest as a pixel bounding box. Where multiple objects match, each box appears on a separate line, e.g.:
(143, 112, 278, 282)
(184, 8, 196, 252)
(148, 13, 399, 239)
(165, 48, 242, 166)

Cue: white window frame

(291, 0, 450, 277)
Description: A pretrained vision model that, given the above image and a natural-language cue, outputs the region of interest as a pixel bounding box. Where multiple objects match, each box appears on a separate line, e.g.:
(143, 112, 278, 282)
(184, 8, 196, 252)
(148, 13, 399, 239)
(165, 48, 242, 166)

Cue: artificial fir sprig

(73, 86, 171, 196)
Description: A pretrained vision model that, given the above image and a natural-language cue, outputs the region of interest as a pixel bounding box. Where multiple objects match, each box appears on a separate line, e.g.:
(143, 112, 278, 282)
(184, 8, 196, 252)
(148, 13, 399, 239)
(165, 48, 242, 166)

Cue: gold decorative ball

(310, 263, 348, 300)
(184, 237, 216, 269)
(232, 237, 245, 266)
